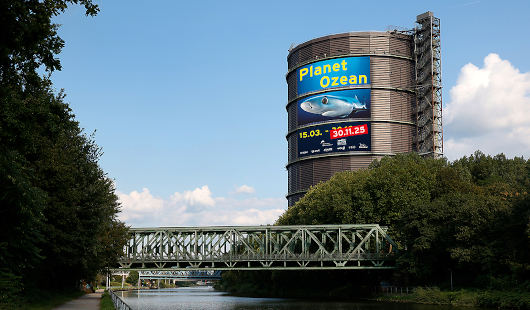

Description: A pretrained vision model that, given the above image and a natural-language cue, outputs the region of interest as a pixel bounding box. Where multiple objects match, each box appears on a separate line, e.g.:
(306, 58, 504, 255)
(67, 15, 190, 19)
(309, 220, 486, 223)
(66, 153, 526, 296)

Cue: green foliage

(277, 153, 529, 288)
(100, 291, 115, 310)
(126, 271, 139, 285)
(453, 151, 529, 190)
(278, 154, 444, 229)
(0, 270, 23, 307)
(0, 0, 98, 87)
(0, 0, 128, 303)
(476, 290, 530, 309)
(407, 287, 456, 304)
(378, 288, 530, 309)
(0, 78, 128, 292)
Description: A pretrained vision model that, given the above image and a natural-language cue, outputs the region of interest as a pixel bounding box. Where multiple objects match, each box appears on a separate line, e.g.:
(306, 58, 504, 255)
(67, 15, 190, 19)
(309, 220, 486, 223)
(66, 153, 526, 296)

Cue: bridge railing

(116, 224, 398, 270)
(109, 289, 132, 310)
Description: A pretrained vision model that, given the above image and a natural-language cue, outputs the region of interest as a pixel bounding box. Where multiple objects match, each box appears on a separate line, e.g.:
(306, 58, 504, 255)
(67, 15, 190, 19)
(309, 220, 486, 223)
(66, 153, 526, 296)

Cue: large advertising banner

(297, 56, 370, 96)
(297, 121, 371, 158)
(297, 89, 370, 126)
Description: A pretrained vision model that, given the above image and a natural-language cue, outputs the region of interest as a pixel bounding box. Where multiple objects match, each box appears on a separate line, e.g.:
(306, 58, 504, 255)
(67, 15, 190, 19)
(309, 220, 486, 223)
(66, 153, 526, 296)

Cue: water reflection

(119, 287, 477, 310)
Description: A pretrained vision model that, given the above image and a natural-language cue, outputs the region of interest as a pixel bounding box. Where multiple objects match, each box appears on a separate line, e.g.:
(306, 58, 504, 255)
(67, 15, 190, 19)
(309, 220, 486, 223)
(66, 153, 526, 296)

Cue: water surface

(118, 287, 479, 310)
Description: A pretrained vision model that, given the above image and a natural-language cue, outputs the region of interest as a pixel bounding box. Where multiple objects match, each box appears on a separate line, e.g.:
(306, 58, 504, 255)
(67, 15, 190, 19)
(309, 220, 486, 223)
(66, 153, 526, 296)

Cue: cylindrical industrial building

(286, 31, 417, 206)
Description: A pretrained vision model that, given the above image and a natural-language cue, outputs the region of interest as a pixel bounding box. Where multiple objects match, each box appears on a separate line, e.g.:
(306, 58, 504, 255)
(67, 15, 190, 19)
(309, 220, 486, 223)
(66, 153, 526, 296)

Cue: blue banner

(297, 121, 371, 158)
(297, 57, 370, 96)
(297, 89, 370, 126)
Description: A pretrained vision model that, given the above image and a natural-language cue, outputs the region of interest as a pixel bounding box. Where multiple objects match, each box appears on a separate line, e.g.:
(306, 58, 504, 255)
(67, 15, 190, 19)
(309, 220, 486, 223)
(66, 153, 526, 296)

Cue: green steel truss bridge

(116, 224, 397, 271)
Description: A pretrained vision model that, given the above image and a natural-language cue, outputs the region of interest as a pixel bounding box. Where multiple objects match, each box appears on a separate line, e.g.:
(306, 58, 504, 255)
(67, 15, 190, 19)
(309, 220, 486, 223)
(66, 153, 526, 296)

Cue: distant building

(286, 11, 442, 206)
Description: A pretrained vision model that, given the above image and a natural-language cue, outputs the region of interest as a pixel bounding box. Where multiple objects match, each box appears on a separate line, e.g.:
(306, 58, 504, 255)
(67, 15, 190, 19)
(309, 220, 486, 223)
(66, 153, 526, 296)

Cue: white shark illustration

(300, 95, 367, 118)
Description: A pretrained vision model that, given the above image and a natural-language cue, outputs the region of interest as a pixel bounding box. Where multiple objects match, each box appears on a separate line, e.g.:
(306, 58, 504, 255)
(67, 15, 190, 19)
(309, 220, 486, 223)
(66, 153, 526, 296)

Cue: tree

(1, 0, 129, 301)
(278, 153, 444, 230)
(126, 271, 139, 285)
(275, 153, 529, 288)
(1, 0, 98, 87)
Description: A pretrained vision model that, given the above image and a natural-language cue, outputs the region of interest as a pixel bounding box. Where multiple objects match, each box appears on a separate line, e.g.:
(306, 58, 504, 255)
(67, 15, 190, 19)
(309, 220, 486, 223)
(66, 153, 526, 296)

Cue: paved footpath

(53, 289, 103, 310)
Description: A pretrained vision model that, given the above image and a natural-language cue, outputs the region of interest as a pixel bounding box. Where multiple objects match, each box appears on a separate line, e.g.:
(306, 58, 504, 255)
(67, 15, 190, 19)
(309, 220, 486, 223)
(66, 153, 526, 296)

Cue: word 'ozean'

(299, 59, 368, 89)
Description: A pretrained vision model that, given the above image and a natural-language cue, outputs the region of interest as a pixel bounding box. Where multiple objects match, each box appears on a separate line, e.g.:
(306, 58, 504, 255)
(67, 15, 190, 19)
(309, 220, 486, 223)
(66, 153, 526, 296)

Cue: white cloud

(170, 185, 215, 208)
(117, 186, 285, 227)
(117, 188, 164, 221)
(444, 53, 530, 160)
(234, 184, 255, 194)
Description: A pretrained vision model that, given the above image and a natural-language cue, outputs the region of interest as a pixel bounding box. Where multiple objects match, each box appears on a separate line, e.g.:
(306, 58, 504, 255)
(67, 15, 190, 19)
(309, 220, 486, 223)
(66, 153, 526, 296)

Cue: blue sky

(51, 0, 530, 226)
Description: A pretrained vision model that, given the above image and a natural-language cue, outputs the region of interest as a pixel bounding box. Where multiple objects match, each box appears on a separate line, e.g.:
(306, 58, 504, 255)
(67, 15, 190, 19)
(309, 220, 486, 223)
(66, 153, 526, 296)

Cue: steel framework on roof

(414, 11, 443, 157)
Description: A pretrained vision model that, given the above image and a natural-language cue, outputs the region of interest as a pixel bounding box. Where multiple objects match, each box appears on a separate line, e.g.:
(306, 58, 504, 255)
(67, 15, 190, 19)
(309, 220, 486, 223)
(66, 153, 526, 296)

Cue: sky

(51, 0, 530, 227)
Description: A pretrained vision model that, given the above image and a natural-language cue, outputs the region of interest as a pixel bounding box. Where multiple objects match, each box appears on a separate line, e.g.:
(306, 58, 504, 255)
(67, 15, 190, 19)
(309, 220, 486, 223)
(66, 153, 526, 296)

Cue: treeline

(0, 0, 128, 305)
(220, 153, 529, 298)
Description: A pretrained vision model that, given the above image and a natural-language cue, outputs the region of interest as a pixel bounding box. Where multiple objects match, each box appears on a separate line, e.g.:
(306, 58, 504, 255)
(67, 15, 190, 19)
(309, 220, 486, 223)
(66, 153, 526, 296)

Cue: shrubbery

(278, 153, 529, 288)
(221, 153, 529, 307)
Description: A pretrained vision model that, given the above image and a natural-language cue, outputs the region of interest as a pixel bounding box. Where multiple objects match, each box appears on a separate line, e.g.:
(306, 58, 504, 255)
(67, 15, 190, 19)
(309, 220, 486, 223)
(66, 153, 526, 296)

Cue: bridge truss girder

(140, 270, 221, 280)
(111, 270, 222, 280)
(116, 224, 397, 271)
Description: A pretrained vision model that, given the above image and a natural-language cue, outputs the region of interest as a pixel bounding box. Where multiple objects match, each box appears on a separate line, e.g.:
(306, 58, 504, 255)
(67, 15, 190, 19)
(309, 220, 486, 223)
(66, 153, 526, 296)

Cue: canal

(117, 287, 481, 310)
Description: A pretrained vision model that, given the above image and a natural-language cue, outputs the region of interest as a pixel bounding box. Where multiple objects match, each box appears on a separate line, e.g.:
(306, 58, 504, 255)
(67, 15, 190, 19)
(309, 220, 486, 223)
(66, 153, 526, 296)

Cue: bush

(412, 287, 451, 304)
(476, 291, 530, 309)
(380, 287, 530, 309)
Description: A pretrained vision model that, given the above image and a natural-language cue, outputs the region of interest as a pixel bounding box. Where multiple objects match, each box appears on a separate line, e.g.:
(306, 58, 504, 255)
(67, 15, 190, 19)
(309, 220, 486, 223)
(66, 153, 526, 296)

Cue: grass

(100, 291, 114, 310)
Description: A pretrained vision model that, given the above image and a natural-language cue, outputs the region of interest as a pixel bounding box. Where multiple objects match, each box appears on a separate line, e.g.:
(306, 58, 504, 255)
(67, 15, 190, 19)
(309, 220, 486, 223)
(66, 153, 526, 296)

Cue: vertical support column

(141, 232, 145, 265)
(320, 229, 325, 267)
(202, 232, 206, 258)
(338, 227, 342, 258)
(375, 228, 380, 256)
(301, 228, 306, 257)
(194, 230, 198, 259)
(265, 228, 269, 257)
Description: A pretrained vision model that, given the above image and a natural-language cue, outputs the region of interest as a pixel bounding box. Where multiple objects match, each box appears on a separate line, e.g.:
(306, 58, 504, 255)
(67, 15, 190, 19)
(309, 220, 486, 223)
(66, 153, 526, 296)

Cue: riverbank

(376, 287, 529, 309)
(215, 281, 529, 309)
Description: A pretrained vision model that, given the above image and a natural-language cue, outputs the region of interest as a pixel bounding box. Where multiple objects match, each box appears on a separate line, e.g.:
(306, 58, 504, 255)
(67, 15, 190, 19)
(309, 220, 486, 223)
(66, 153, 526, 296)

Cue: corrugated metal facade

(286, 32, 416, 206)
